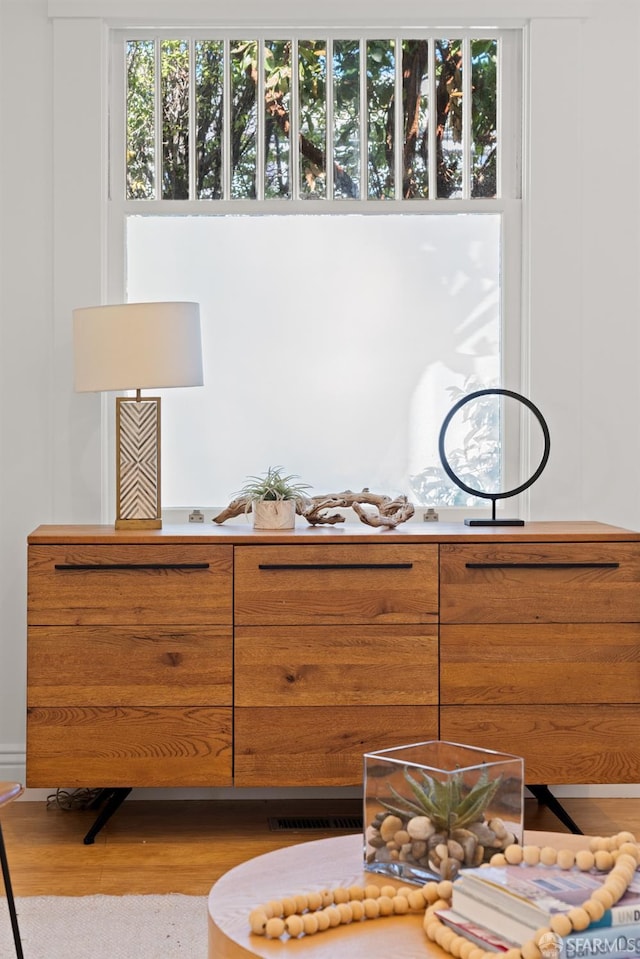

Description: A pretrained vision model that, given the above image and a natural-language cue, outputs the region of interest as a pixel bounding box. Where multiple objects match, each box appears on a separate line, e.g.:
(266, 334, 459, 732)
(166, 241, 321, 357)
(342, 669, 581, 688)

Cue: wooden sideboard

(26, 521, 640, 793)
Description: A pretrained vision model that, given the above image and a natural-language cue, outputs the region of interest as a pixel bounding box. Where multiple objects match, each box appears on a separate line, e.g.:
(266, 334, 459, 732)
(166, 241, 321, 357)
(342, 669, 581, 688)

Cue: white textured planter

(252, 499, 297, 530)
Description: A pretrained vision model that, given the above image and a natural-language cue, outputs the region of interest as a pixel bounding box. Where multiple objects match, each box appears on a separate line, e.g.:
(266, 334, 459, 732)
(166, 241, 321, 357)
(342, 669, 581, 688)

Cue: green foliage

(235, 466, 312, 502)
(195, 41, 225, 199)
(160, 40, 189, 199)
(230, 40, 258, 198)
(125, 35, 499, 201)
(471, 39, 498, 197)
(126, 40, 155, 198)
(381, 766, 502, 833)
(410, 378, 501, 507)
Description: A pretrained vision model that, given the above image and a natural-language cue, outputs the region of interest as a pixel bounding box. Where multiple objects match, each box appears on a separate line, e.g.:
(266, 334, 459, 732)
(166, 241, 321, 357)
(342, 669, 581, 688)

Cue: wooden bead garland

(248, 830, 640, 959)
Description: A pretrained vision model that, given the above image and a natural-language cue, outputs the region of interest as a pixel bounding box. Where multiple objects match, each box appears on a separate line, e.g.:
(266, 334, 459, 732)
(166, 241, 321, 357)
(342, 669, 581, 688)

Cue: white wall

(0, 0, 54, 782)
(525, 8, 640, 527)
(1, 0, 639, 793)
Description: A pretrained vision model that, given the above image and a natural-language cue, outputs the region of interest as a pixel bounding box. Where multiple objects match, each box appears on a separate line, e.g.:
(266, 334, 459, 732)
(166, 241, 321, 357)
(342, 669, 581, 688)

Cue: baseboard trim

(0, 745, 25, 785)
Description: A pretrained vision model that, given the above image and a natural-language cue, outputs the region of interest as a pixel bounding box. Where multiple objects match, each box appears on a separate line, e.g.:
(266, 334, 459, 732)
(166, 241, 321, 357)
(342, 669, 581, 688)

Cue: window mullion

(290, 37, 300, 201)
(256, 38, 265, 201)
(360, 37, 368, 201)
(462, 36, 472, 200)
(188, 38, 196, 200)
(222, 38, 231, 200)
(111, 37, 126, 204)
(498, 33, 520, 199)
(394, 36, 403, 200)
(427, 38, 437, 200)
(154, 37, 162, 200)
(326, 38, 334, 200)
(497, 34, 504, 198)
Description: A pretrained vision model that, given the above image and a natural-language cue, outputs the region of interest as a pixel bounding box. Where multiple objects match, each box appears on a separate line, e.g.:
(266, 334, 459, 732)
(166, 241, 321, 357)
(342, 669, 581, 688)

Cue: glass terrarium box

(363, 740, 524, 884)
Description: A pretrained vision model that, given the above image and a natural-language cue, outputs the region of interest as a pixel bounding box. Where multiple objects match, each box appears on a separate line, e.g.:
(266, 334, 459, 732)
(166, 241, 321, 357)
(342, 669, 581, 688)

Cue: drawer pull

(54, 563, 211, 571)
(464, 562, 620, 570)
(258, 563, 414, 571)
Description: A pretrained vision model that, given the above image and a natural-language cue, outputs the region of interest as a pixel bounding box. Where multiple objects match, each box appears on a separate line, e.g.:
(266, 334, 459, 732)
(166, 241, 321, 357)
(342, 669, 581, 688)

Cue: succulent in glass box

(363, 740, 523, 883)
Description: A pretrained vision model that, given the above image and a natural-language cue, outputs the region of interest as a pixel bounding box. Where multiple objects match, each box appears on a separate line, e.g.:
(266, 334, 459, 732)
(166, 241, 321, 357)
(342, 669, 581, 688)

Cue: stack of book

(437, 862, 640, 957)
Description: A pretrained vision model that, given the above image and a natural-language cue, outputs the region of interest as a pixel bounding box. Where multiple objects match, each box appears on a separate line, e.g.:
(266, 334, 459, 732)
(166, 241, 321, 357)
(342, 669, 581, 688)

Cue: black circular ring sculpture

(438, 388, 551, 526)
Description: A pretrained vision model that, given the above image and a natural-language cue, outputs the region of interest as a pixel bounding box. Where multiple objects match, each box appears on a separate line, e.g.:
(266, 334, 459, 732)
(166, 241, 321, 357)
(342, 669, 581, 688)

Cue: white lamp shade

(73, 301, 203, 392)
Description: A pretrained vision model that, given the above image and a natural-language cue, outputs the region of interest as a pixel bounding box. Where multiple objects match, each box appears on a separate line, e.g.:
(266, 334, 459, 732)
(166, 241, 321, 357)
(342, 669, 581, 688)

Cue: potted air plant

(236, 466, 312, 529)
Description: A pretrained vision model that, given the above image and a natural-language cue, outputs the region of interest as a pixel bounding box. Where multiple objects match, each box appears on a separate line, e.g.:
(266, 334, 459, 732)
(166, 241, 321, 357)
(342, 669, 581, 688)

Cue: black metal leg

(0, 821, 24, 959)
(527, 784, 583, 834)
(83, 787, 132, 845)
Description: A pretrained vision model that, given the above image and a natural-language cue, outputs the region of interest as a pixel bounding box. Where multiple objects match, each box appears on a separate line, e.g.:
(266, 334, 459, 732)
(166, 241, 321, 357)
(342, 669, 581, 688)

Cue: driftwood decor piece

(213, 489, 414, 528)
(301, 490, 414, 527)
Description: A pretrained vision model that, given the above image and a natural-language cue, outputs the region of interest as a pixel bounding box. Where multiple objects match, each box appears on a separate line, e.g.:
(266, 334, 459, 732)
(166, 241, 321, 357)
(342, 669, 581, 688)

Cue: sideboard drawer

(234, 704, 439, 787)
(28, 625, 232, 707)
(26, 705, 232, 787)
(235, 625, 438, 706)
(28, 545, 233, 625)
(440, 704, 640, 784)
(440, 623, 640, 705)
(440, 543, 640, 623)
(234, 544, 438, 625)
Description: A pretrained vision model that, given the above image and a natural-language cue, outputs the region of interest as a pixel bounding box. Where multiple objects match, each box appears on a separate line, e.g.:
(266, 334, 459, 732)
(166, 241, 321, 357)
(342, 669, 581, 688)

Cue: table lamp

(73, 301, 203, 529)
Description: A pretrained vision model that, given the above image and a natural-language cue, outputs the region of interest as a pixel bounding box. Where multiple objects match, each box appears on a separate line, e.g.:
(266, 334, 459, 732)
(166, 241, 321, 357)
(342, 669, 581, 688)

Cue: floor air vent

(268, 815, 363, 831)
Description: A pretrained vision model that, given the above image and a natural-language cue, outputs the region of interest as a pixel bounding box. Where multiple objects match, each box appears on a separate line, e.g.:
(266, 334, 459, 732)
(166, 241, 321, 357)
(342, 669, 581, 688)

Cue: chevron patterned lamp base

(115, 395, 162, 529)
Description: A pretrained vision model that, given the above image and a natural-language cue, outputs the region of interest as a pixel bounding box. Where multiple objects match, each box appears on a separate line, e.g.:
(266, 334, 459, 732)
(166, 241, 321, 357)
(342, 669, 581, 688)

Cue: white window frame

(112, 29, 519, 206)
(106, 25, 523, 522)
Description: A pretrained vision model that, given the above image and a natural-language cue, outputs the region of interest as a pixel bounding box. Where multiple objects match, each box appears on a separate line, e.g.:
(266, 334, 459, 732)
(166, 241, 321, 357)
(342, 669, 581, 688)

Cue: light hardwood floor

(3, 795, 640, 897)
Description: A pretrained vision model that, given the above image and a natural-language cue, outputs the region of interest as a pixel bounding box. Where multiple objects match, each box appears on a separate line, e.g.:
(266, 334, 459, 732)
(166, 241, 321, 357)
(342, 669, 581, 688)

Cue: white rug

(0, 894, 207, 958)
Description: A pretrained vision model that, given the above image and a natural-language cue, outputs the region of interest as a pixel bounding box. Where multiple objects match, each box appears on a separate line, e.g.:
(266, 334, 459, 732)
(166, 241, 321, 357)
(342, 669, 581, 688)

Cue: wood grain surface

(235, 625, 438, 706)
(440, 543, 640, 623)
(28, 544, 233, 625)
(206, 830, 602, 959)
(440, 705, 640, 783)
(28, 625, 232, 706)
(26, 706, 232, 787)
(3, 795, 640, 897)
(234, 706, 439, 787)
(234, 544, 439, 625)
(25, 523, 640, 793)
(440, 623, 640, 704)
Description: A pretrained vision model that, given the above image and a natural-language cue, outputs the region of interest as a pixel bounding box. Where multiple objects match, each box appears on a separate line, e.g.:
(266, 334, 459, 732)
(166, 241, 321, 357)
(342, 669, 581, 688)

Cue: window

(111, 29, 522, 512)
(124, 35, 501, 202)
